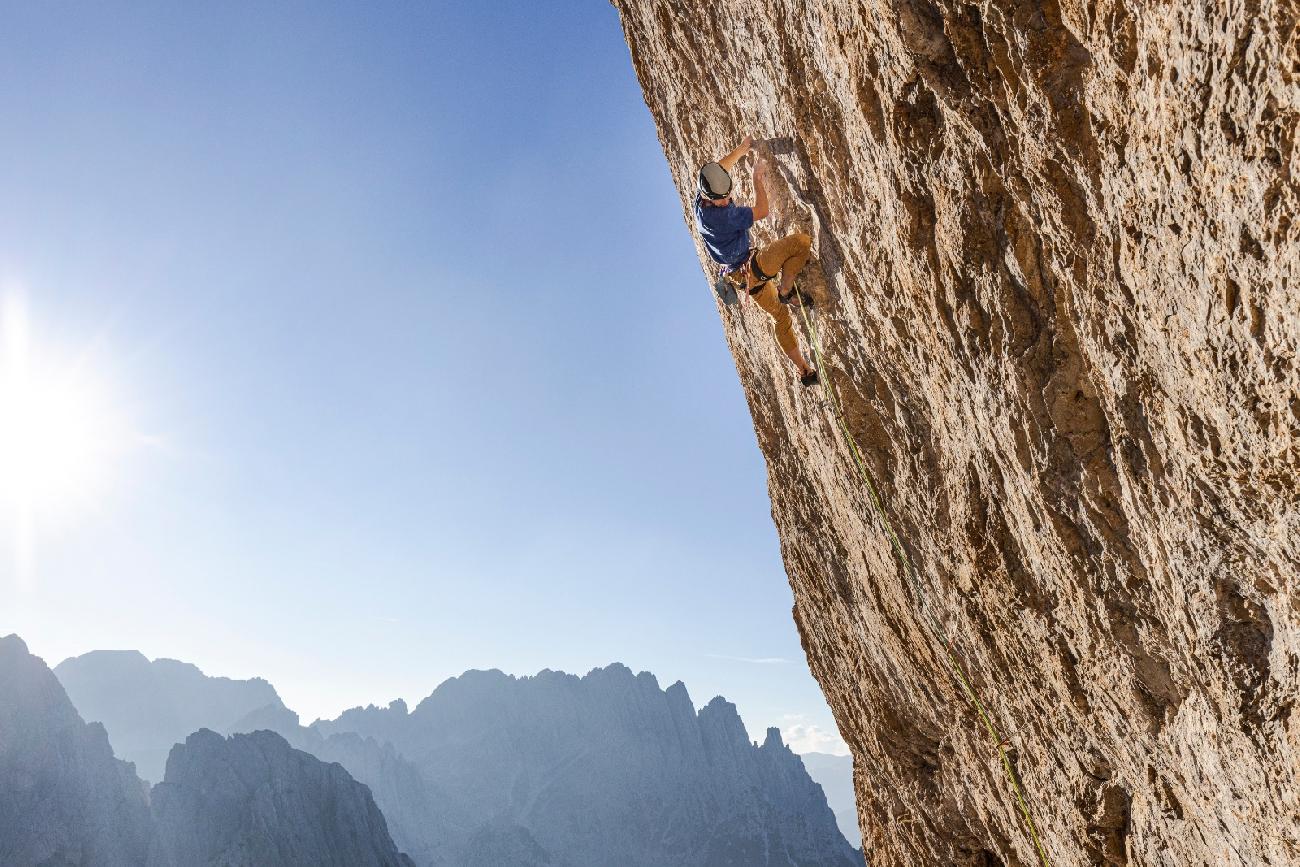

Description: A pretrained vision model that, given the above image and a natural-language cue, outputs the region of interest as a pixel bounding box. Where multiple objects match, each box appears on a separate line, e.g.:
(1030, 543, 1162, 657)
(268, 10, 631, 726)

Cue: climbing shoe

(799, 368, 819, 387)
(780, 285, 815, 308)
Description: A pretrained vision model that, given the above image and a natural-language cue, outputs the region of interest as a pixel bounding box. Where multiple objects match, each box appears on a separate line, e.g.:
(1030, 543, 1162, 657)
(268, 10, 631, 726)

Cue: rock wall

(612, 1, 1298, 865)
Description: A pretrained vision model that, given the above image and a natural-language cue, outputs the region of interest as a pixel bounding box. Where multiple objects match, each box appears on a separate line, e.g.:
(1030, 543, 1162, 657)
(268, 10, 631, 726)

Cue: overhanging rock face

(612, 1, 1298, 864)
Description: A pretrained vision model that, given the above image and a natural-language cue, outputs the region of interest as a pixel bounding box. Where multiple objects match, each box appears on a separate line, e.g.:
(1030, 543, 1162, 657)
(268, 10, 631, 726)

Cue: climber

(694, 136, 818, 386)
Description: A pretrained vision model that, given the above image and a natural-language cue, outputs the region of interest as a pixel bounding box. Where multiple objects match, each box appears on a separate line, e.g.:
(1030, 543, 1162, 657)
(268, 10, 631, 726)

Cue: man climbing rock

(694, 137, 818, 386)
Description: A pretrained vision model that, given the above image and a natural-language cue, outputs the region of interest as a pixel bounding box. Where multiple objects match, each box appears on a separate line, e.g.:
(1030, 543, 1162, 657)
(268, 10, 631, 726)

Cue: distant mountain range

(799, 753, 859, 848)
(41, 643, 861, 866)
(54, 650, 284, 784)
(149, 728, 413, 867)
(0, 635, 410, 867)
(304, 665, 859, 866)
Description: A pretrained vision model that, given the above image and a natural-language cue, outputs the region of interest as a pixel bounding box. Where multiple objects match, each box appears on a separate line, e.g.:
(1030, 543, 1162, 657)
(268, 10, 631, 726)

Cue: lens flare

(0, 367, 110, 509)
(0, 294, 126, 588)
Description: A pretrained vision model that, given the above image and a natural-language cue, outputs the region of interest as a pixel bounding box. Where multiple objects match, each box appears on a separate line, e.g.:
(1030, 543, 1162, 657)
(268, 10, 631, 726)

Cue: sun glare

(0, 296, 121, 517)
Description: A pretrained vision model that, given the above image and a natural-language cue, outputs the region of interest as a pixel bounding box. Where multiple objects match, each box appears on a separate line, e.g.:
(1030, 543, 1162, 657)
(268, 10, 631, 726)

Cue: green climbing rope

(792, 297, 1051, 867)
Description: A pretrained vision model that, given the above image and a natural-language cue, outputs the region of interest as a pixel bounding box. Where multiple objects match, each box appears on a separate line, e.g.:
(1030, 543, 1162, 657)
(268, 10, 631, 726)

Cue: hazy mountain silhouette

(55, 649, 286, 784)
(53, 649, 863, 867)
(0, 635, 153, 866)
(52, 650, 859, 865)
(313, 665, 859, 866)
(148, 729, 413, 867)
(799, 753, 859, 848)
(1, 637, 413, 867)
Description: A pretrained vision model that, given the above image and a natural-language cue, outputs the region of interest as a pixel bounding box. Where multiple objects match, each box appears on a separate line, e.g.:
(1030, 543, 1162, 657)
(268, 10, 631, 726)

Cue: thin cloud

(781, 713, 849, 755)
(705, 653, 792, 665)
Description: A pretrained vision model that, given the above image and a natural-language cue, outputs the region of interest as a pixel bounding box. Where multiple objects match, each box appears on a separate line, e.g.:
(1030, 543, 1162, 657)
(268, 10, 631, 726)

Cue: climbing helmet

(697, 161, 732, 200)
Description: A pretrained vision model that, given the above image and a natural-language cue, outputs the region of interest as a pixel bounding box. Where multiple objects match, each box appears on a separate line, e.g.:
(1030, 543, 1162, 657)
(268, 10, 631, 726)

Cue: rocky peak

(321, 661, 859, 866)
(31, 651, 859, 866)
(2, 636, 417, 867)
(56, 648, 288, 784)
(148, 729, 414, 867)
(0, 634, 153, 867)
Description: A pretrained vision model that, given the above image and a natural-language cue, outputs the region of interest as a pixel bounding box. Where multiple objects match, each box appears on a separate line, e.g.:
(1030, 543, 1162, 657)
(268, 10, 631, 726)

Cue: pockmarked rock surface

(613, 2, 1298, 865)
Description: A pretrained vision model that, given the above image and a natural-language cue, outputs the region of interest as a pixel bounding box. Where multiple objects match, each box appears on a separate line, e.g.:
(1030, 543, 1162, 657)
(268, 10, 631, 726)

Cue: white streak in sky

(705, 653, 792, 665)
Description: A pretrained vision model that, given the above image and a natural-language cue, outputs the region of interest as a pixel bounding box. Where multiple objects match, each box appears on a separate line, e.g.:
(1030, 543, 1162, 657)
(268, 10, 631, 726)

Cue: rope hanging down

(792, 297, 1051, 867)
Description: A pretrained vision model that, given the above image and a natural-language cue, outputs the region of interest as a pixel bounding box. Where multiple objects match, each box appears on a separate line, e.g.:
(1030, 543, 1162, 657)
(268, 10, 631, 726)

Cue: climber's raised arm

(752, 158, 769, 221)
(718, 136, 754, 171)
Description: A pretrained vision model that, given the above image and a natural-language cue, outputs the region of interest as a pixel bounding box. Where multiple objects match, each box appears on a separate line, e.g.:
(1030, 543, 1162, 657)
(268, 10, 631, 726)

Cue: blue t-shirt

(694, 197, 754, 266)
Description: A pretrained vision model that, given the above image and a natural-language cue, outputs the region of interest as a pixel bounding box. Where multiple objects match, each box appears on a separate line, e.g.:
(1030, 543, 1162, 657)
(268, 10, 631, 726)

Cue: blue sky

(0, 0, 845, 754)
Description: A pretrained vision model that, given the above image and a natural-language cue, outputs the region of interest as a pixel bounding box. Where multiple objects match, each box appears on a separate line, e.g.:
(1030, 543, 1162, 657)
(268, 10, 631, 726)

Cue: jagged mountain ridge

(269, 714, 479, 866)
(0, 635, 153, 867)
(798, 753, 859, 849)
(54, 649, 860, 866)
(315, 663, 859, 867)
(148, 729, 414, 867)
(55, 649, 287, 784)
(0, 636, 414, 867)
(612, 1, 1298, 865)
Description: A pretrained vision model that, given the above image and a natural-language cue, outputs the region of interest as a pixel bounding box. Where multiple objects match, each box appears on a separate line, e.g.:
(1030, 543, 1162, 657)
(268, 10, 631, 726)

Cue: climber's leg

(755, 232, 812, 297)
(750, 280, 814, 377)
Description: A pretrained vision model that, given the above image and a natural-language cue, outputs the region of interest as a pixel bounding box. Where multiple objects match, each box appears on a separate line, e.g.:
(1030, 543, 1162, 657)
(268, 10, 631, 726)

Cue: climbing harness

(746, 251, 776, 293)
(791, 297, 1052, 867)
(713, 250, 776, 307)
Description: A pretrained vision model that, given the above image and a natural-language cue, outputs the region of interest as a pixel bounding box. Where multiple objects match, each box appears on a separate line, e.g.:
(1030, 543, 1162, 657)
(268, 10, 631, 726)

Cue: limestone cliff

(612, 2, 1298, 865)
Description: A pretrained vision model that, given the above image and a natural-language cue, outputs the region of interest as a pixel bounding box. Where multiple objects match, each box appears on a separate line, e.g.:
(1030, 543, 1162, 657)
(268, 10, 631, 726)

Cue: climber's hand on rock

(752, 158, 770, 220)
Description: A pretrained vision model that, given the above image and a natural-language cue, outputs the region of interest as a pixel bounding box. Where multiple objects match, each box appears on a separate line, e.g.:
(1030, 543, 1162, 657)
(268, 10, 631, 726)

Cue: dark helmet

(697, 162, 732, 200)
